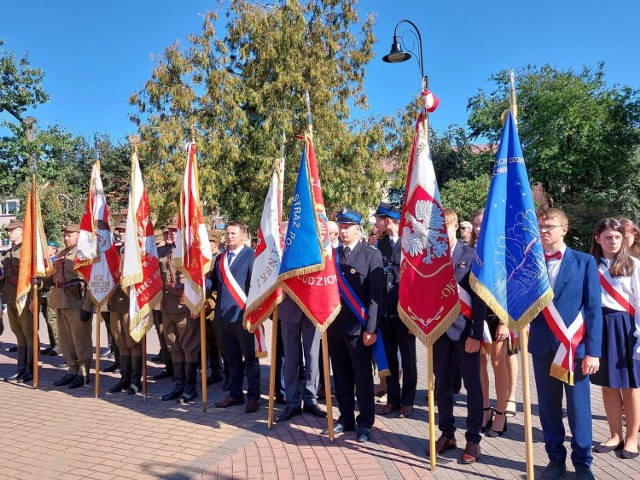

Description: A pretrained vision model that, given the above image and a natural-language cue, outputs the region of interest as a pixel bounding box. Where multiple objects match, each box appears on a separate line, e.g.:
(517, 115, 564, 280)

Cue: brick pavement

(1, 314, 639, 479)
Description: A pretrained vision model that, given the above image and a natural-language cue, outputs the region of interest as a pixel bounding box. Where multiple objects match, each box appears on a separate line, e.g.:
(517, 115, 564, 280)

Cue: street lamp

(382, 19, 426, 91)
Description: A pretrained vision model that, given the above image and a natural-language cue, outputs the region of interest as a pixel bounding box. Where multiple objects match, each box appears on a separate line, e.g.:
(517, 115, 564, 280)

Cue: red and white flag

(398, 110, 460, 346)
(244, 156, 285, 333)
(16, 190, 54, 315)
(173, 142, 213, 314)
(122, 148, 163, 342)
(74, 162, 121, 307)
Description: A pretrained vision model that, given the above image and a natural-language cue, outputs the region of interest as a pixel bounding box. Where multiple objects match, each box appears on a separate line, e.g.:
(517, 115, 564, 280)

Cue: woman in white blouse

(590, 218, 640, 459)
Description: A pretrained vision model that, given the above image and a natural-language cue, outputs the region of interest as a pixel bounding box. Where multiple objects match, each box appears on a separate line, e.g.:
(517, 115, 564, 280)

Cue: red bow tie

(544, 251, 562, 262)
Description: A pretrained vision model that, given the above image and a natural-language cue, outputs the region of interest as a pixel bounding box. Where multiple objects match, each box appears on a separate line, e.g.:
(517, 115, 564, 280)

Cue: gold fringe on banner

(398, 302, 460, 348)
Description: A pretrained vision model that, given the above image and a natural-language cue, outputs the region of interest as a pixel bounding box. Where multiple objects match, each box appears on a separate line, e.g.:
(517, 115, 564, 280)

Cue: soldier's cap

(47, 240, 60, 249)
(62, 223, 80, 233)
(115, 220, 127, 231)
(373, 202, 401, 220)
(336, 208, 363, 225)
(165, 217, 178, 229)
(208, 229, 222, 243)
(460, 221, 472, 230)
(6, 219, 24, 230)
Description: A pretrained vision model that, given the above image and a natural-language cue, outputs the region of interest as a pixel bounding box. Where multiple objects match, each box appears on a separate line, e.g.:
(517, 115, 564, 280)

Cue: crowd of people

(1, 203, 640, 480)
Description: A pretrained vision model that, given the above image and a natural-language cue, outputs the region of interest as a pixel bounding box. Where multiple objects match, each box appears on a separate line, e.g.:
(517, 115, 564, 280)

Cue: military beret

(374, 202, 401, 220)
(47, 240, 60, 249)
(336, 208, 363, 225)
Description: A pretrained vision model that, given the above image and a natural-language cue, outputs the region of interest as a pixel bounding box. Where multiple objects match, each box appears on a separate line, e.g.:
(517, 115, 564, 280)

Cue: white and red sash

(220, 250, 267, 358)
(542, 302, 585, 386)
(599, 271, 636, 316)
(457, 284, 473, 319)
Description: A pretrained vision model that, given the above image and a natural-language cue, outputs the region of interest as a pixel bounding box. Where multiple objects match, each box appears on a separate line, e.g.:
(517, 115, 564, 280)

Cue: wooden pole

(200, 308, 207, 412)
(321, 330, 334, 442)
(427, 345, 437, 471)
(142, 334, 148, 403)
(267, 306, 279, 429)
(31, 185, 39, 389)
(520, 328, 534, 479)
(94, 314, 100, 397)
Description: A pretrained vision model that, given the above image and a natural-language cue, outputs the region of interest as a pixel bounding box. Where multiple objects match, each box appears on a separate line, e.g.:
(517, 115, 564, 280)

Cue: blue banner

(278, 143, 323, 279)
(470, 111, 552, 329)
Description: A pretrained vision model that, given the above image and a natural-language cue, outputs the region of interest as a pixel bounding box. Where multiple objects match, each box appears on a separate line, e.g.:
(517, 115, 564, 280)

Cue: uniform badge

(350, 268, 357, 275)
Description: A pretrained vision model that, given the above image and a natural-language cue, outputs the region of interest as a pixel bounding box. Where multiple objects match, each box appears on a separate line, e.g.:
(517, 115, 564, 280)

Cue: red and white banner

(173, 142, 213, 314)
(542, 302, 584, 385)
(74, 162, 121, 307)
(244, 156, 284, 332)
(16, 190, 54, 315)
(398, 111, 460, 346)
(122, 149, 163, 342)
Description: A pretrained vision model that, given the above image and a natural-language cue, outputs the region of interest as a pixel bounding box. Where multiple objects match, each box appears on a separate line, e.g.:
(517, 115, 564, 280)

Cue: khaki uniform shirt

(0, 243, 22, 304)
(158, 243, 187, 314)
(48, 245, 92, 310)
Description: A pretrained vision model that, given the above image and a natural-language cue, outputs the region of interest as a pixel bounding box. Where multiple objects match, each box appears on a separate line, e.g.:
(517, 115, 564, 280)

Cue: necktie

(344, 246, 351, 257)
(228, 251, 235, 265)
(544, 251, 562, 262)
(390, 239, 395, 250)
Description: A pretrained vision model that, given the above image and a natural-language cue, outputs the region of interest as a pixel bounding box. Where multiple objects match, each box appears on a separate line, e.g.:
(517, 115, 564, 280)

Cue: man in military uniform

(375, 202, 418, 418)
(158, 218, 200, 404)
(2, 220, 35, 383)
(151, 225, 173, 379)
(107, 221, 143, 395)
(48, 224, 94, 388)
(40, 240, 60, 356)
(326, 209, 384, 443)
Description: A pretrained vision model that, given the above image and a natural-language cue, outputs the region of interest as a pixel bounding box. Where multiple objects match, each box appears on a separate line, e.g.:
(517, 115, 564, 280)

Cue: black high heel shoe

(481, 407, 493, 433)
(486, 410, 508, 437)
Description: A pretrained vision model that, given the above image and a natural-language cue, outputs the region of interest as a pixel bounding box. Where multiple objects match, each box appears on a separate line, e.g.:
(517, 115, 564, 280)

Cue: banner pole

(427, 345, 437, 470)
(321, 330, 334, 442)
(267, 306, 279, 429)
(94, 314, 100, 398)
(200, 308, 207, 412)
(142, 334, 148, 403)
(31, 188, 39, 389)
(520, 328, 534, 479)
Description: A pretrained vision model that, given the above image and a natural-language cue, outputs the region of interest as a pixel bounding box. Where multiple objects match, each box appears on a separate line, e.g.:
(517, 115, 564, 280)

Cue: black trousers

(217, 319, 260, 401)
(433, 332, 483, 445)
(328, 333, 375, 429)
(380, 315, 417, 407)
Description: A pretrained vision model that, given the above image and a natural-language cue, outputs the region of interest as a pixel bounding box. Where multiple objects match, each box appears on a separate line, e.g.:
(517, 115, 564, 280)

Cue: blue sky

(2, 0, 639, 141)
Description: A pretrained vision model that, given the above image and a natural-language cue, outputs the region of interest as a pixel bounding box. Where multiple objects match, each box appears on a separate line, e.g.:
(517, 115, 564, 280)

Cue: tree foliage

(467, 64, 640, 248)
(130, 0, 391, 228)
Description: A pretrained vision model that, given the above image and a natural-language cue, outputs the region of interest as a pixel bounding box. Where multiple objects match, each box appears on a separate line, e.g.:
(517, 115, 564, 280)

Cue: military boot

(161, 361, 184, 401)
(178, 362, 198, 404)
(4, 346, 27, 382)
(17, 347, 34, 383)
(109, 355, 131, 393)
(127, 355, 143, 395)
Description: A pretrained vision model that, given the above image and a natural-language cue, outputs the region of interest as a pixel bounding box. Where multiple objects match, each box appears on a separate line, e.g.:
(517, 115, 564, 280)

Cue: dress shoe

(541, 461, 566, 480)
(593, 440, 624, 453)
(214, 396, 244, 408)
(4, 370, 25, 382)
(7, 346, 18, 353)
(398, 406, 414, 418)
(103, 362, 119, 373)
(303, 404, 326, 418)
(245, 399, 260, 413)
(177, 391, 197, 404)
(206, 373, 223, 385)
(68, 375, 90, 389)
(377, 403, 400, 416)
(461, 442, 480, 464)
(621, 448, 639, 459)
(161, 386, 184, 401)
(322, 422, 355, 435)
(486, 411, 508, 437)
(275, 406, 302, 423)
(54, 373, 77, 386)
(574, 464, 595, 480)
(127, 380, 142, 396)
(433, 435, 457, 455)
(109, 378, 131, 393)
(47, 346, 60, 357)
(153, 368, 174, 380)
(40, 347, 53, 355)
(356, 428, 371, 443)
(16, 371, 33, 383)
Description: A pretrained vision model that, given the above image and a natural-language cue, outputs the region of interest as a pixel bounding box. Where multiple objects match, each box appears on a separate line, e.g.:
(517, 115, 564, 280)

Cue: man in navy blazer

(326, 208, 384, 443)
(530, 208, 602, 480)
(210, 221, 261, 413)
(433, 209, 485, 464)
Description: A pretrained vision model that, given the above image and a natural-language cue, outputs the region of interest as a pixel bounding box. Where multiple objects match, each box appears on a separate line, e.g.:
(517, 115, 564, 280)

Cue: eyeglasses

(539, 225, 565, 233)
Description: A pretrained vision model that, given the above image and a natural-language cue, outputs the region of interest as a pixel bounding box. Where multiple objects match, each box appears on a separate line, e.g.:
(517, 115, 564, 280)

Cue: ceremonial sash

(457, 285, 472, 319)
(220, 252, 267, 357)
(334, 253, 389, 376)
(542, 302, 584, 386)
(599, 271, 636, 316)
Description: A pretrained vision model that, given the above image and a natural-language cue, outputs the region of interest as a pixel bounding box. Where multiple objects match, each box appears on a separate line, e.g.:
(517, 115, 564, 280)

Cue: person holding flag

(211, 221, 260, 414)
(328, 208, 384, 443)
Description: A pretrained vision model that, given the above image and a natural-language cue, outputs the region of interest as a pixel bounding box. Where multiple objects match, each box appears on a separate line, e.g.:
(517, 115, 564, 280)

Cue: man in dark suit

(326, 208, 384, 443)
(530, 208, 602, 480)
(432, 208, 485, 464)
(374, 202, 417, 418)
(211, 221, 260, 413)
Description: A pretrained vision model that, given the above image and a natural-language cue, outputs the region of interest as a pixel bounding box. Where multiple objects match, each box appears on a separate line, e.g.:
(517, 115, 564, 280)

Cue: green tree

(467, 64, 640, 248)
(130, 0, 390, 228)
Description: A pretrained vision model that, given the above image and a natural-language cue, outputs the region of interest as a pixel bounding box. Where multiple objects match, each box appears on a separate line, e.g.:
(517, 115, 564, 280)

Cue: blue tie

(227, 251, 235, 265)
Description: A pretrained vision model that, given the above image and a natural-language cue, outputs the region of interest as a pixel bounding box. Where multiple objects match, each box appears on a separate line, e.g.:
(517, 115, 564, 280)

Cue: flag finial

(128, 134, 141, 153)
(305, 91, 313, 139)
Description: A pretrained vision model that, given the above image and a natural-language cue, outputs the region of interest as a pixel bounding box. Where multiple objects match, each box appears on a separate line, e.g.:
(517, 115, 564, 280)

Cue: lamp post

(382, 19, 427, 93)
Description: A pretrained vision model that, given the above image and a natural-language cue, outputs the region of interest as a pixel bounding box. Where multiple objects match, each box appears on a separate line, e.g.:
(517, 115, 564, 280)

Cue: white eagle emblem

(401, 199, 448, 264)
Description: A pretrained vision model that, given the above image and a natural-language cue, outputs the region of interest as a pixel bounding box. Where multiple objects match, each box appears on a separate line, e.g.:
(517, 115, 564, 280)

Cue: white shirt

(545, 244, 567, 290)
(599, 256, 640, 360)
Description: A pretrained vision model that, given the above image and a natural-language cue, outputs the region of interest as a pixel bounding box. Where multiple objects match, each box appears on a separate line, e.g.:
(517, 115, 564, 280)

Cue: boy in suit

(530, 208, 602, 480)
